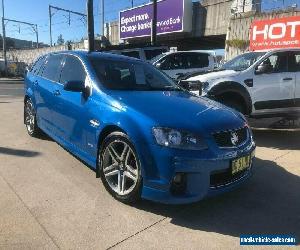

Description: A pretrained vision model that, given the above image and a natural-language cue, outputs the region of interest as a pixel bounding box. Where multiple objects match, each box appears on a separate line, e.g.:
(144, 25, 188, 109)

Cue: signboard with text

(250, 16, 300, 51)
(119, 0, 192, 40)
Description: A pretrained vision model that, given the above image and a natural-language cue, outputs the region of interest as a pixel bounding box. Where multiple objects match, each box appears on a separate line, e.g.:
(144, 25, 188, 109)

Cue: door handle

(53, 90, 61, 96)
(282, 78, 293, 81)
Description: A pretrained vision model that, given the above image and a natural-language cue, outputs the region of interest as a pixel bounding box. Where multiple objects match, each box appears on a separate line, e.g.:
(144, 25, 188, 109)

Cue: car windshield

(89, 56, 180, 91)
(221, 52, 266, 71)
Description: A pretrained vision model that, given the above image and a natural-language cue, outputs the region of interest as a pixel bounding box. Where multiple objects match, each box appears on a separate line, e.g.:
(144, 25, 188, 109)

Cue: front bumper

(140, 142, 256, 204)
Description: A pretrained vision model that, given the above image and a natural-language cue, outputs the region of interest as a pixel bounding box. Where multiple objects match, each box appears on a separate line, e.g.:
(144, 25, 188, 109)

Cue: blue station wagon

(24, 51, 256, 204)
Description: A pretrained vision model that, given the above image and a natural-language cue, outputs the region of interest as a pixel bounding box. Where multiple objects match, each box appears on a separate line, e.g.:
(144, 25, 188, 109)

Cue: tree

(57, 34, 65, 46)
(65, 40, 72, 50)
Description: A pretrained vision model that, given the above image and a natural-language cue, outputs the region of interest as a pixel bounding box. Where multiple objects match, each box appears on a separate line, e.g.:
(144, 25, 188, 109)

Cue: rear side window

(160, 53, 186, 70)
(185, 53, 209, 68)
(31, 56, 45, 75)
(288, 52, 300, 72)
(42, 54, 63, 82)
(60, 55, 86, 84)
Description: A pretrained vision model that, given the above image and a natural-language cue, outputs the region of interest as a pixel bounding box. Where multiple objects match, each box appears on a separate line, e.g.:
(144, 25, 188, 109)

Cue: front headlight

(152, 127, 208, 150)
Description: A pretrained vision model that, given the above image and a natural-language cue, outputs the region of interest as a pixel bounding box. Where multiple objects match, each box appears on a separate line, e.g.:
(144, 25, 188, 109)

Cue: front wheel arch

(208, 81, 252, 115)
(96, 125, 126, 178)
(215, 92, 248, 114)
(97, 131, 143, 203)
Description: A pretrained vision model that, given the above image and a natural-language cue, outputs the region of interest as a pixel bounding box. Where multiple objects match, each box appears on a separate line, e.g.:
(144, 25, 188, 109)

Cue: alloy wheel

(102, 140, 139, 196)
(25, 100, 35, 134)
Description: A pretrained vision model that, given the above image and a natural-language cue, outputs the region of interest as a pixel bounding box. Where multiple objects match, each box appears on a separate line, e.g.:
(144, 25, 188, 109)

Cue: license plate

(232, 155, 251, 175)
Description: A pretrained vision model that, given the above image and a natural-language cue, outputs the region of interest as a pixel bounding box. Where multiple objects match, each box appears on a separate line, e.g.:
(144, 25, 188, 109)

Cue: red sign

(250, 16, 300, 51)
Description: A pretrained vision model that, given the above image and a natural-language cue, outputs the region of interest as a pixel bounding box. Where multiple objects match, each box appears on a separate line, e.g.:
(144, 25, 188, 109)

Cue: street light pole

(101, 0, 105, 36)
(49, 6, 52, 46)
(35, 24, 39, 48)
(151, 0, 157, 46)
(87, 0, 95, 52)
(49, 5, 87, 47)
(1, 0, 7, 76)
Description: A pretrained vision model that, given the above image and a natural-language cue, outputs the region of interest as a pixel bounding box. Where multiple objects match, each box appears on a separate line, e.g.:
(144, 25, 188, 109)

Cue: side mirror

(255, 64, 272, 75)
(178, 80, 202, 93)
(64, 80, 86, 92)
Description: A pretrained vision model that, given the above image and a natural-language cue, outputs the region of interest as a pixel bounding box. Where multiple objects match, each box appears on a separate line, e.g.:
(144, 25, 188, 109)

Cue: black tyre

(98, 132, 142, 204)
(24, 99, 42, 137)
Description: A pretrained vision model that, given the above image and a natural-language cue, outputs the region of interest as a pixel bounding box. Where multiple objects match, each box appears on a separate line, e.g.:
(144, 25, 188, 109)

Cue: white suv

(187, 49, 300, 118)
(151, 51, 216, 80)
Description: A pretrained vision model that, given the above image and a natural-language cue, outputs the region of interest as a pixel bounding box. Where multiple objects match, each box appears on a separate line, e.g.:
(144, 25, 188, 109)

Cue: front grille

(210, 168, 249, 188)
(213, 127, 248, 148)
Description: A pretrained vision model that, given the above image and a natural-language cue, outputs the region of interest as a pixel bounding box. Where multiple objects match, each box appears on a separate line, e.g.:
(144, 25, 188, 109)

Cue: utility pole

(35, 24, 39, 48)
(151, 0, 157, 46)
(101, 0, 105, 36)
(3, 18, 39, 48)
(131, 0, 134, 8)
(2, 0, 7, 76)
(49, 5, 87, 47)
(49, 6, 52, 46)
(87, 0, 95, 52)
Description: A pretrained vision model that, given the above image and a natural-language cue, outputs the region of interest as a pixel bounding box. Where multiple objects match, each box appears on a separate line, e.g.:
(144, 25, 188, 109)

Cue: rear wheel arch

(208, 81, 252, 115)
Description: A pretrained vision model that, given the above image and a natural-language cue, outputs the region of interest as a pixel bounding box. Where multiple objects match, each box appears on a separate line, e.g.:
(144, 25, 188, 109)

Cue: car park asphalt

(0, 81, 299, 249)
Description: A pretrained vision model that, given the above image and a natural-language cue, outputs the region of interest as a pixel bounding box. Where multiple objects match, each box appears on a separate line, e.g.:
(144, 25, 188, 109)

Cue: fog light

(173, 173, 183, 184)
(171, 173, 187, 195)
